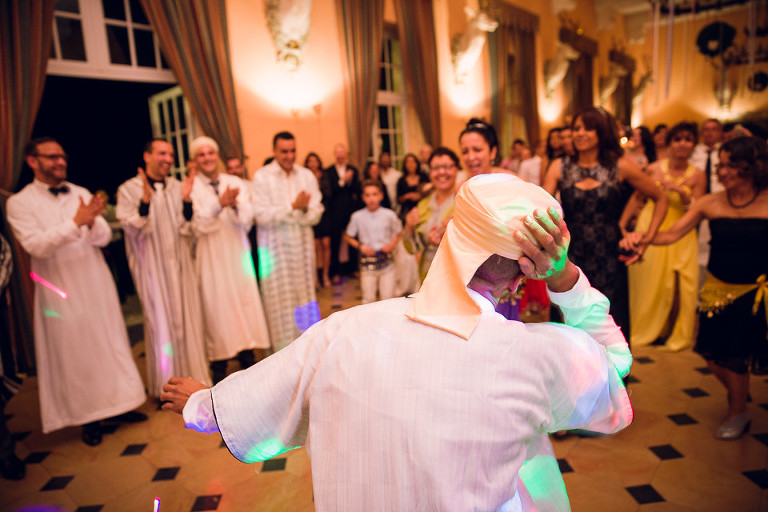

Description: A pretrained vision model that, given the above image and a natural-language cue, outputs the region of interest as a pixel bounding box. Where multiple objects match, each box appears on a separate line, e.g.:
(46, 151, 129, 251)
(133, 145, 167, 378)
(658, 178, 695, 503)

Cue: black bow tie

(48, 185, 70, 196)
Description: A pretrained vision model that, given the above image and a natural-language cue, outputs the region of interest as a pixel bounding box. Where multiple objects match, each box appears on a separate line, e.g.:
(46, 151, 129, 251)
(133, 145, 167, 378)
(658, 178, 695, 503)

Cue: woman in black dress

(306, 153, 332, 287)
(396, 153, 429, 223)
(649, 136, 768, 440)
(542, 107, 668, 340)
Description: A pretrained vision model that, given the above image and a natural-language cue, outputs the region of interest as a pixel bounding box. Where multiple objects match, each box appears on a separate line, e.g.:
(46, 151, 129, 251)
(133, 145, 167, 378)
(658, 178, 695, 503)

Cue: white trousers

(360, 263, 396, 304)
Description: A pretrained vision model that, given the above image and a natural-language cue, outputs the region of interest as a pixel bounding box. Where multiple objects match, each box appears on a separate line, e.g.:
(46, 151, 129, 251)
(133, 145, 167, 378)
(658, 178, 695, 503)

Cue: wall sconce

(543, 41, 579, 98)
(264, 0, 312, 72)
(450, 6, 498, 85)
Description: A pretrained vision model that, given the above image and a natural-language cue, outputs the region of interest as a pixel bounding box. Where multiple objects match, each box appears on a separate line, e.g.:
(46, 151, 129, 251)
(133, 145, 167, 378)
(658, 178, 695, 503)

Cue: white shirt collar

(466, 287, 496, 313)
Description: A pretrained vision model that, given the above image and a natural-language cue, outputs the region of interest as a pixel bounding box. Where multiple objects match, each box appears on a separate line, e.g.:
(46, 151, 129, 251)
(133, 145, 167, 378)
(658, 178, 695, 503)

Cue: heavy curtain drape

(394, 0, 441, 147)
(139, 0, 244, 160)
(0, 0, 56, 370)
(489, 3, 539, 150)
(337, 0, 385, 167)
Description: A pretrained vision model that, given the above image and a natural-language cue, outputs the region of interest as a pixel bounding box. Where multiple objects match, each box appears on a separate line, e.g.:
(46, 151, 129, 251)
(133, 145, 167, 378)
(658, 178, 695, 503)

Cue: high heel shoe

(715, 412, 751, 440)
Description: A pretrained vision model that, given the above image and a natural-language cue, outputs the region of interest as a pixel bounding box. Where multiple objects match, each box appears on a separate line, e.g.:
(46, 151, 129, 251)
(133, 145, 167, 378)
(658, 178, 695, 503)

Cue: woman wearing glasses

(648, 136, 768, 440)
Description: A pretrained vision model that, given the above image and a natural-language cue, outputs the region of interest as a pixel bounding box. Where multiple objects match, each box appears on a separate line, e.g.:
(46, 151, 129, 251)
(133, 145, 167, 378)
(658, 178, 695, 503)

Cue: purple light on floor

(294, 301, 321, 332)
(154, 497, 160, 512)
(30, 272, 68, 298)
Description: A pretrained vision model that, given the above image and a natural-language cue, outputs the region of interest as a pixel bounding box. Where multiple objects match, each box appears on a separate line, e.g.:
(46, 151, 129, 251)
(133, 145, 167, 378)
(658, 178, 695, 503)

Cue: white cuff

(182, 389, 220, 433)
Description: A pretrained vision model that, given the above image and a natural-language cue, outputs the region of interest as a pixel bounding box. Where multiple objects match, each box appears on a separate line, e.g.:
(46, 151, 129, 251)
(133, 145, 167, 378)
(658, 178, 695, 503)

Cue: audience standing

(117, 139, 211, 396)
(344, 179, 402, 304)
(7, 138, 146, 446)
(378, 151, 402, 215)
(252, 132, 324, 349)
(325, 143, 361, 283)
(305, 152, 332, 288)
(188, 136, 270, 383)
(623, 122, 706, 351)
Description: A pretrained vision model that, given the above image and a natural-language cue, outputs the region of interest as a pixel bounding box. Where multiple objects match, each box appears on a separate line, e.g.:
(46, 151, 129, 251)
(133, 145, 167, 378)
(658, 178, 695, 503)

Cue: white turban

(405, 173, 562, 340)
(189, 136, 220, 157)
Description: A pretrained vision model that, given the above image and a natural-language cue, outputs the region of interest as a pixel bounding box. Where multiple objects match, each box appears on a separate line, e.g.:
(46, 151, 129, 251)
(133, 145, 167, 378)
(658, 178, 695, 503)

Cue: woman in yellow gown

(622, 122, 706, 351)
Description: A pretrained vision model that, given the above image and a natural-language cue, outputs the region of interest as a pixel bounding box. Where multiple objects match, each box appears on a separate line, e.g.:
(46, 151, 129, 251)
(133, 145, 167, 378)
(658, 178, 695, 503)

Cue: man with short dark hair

(225, 156, 246, 178)
(252, 132, 323, 350)
(162, 174, 632, 511)
(7, 138, 146, 446)
(116, 139, 211, 397)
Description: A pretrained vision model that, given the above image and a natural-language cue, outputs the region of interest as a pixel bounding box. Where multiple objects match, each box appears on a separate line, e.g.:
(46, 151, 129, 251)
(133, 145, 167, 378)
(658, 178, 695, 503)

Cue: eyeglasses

(36, 153, 68, 162)
(430, 163, 456, 172)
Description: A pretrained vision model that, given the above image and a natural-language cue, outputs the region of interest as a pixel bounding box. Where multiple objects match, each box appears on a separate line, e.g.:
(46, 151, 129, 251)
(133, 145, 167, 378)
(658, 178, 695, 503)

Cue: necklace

(727, 189, 759, 209)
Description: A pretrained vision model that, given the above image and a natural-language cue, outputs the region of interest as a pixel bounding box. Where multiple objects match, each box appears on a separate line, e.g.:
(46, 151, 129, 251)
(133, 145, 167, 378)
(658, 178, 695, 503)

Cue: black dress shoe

(106, 411, 148, 423)
(0, 453, 26, 480)
(82, 423, 102, 446)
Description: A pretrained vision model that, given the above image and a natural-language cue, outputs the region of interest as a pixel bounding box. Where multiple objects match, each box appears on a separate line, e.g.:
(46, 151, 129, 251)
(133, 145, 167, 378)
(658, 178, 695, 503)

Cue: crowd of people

(1, 108, 766, 493)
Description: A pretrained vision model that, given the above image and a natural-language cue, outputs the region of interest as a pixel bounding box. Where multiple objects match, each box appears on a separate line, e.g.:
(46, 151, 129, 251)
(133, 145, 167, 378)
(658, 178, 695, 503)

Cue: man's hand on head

(514, 207, 579, 293)
(161, 377, 209, 415)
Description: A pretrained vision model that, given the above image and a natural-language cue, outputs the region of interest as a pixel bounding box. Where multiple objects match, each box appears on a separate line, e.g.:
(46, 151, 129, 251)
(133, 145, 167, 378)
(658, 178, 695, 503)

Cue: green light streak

(257, 247, 274, 279)
(519, 454, 570, 509)
(242, 250, 256, 279)
(245, 437, 297, 462)
(43, 309, 62, 318)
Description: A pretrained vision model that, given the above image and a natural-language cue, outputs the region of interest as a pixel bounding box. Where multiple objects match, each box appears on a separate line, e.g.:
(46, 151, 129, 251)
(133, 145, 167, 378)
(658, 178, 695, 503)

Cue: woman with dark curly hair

(650, 136, 768, 440)
(628, 125, 657, 169)
(542, 107, 668, 340)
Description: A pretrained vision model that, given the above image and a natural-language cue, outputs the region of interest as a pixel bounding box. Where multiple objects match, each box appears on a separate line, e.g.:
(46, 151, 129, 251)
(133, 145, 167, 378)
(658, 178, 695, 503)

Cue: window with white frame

(148, 86, 201, 179)
(371, 25, 406, 170)
(48, 0, 175, 83)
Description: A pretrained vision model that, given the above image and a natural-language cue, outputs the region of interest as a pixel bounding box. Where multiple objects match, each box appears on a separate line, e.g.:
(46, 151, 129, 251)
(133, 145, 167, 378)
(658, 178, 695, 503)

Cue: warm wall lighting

(539, 98, 562, 123)
(447, 80, 486, 113)
(239, 67, 340, 113)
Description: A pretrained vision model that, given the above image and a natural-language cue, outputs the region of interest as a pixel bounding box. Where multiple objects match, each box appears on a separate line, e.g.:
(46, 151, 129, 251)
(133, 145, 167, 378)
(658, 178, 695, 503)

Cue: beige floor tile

(565, 437, 660, 487)
(64, 455, 156, 504)
(101, 482, 196, 512)
(563, 472, 637, 512)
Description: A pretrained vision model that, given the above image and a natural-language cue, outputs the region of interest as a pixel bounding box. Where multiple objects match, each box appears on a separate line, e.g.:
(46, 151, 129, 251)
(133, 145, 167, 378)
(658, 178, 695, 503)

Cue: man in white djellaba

(116, 139, 211, 397)
(187, 136, 271, 383)
(6, 138, 147, 446)
(161, 174, 633, 511)
(251, 131, 324, 350)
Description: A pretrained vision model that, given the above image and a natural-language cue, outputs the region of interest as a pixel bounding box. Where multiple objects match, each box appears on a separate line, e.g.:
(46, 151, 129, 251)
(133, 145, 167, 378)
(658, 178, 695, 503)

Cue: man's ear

(25, 155, 38, 171)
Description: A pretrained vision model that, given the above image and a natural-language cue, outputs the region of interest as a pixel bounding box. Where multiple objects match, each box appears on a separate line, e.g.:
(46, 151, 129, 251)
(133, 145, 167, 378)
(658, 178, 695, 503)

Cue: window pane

(167, 99, 176, 132)
(380, 134, 390, 155)
(129, 0, 149, 24)
(171, 137, 180, 168)
(157, 103, 165, 132)
(160, 51, 171, 69)
(102, 0, 126, 20)
(181, 137, 190, 165)
(56, 18, 87, 61)
(56, 0, 80, 13)
(134, 28, 156, 67)
(379, 66, 387, 91)
(177, 96, 187, 129)
(106, 24, 131, 64)
(378, 106, 389, 129)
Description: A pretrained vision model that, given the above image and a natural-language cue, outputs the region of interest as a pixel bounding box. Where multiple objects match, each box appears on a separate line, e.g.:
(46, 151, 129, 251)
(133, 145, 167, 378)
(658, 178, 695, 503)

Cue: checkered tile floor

(3, 278, 768, 511)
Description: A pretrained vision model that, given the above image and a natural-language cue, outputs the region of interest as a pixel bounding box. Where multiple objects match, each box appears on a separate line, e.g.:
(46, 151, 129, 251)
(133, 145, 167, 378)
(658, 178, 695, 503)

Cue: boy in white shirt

(344, 180, 402, 304)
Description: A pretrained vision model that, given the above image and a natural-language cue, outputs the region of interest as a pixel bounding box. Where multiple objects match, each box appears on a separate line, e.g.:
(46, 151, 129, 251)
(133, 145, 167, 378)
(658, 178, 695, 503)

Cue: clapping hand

(182, 168, 196, 201)
(219, 186, 240, 208)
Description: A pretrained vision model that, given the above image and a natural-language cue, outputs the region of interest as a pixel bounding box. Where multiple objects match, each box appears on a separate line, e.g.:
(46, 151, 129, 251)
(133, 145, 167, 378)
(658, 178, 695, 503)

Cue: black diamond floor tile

(219, 439, 227, 448)
(332, 292, 342, 297)
(668, 413, 698, 425)
(682, 387, 709, 398)
(11, 431, 30, 441)
(634, 356, 655, 364)
(121, 443, 147, 456)
(744, 469, 768, 489)
(262, 458, 287, 472)
(191, 494, 222, 511)
(625, 375, 640, 384)
(649, 444, 683, 460)
(557, 458, 573, 473)
(760, 403, 768, 412)
(41, 475, 74, 491)
(695, 366, 712, 375)
(75, 506, 104, 512)
(331, 304, 343, 310)
(24, 451, 51, 464)
(626, 484, 665, 504)
(153, 466, 181, 481)
(752, 433, 768, 447)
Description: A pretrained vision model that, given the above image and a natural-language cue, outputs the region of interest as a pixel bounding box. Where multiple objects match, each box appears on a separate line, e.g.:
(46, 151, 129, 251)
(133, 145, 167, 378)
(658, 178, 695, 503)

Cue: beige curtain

(0, 0, 56, 370)
(139, 0, 244, 160)
(337, 0, 385, 167)
(394, 0, 441, 147)
(488, 3, 539, 149)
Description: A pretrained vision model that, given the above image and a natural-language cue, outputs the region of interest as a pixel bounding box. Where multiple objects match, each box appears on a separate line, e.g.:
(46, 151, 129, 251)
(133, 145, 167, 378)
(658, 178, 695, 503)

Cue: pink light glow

(153, 497, 160, 512)
(30, 272, 68, 299)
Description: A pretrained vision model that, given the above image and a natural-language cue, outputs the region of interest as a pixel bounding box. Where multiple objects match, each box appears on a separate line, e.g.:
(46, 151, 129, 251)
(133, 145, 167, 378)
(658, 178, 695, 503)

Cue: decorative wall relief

(451, 6, 499, 85)
(599, 62, 628, 106)
(544, 41, 580, 98)
(264, 0, 312, 72)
